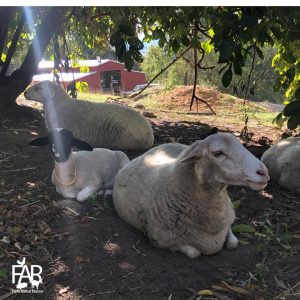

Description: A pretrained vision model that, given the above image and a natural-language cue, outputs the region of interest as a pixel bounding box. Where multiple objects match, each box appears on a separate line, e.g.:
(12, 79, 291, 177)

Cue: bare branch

(9, 7, 68, 99)
(190, 47, 216, 115)
(131, 46, 192, 99)
(240, 46, 257, 141)
(0, 12, 25, 76)
(243, 46, 256, 105)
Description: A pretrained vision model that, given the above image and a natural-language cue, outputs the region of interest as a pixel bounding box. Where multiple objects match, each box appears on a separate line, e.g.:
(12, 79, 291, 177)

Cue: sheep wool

(261, 137, 300, 193)
(113, 133, 270, 258)
(29, 128, 130, 202)
(24, 81, 154, 150)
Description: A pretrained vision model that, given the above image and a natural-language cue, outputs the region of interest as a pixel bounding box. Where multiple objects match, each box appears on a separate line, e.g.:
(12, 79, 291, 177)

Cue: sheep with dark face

(261, 137, 300, 193)
(113, 133, 270, 258)
(29, 128, 129, 201)
(24, 81, 154, 150)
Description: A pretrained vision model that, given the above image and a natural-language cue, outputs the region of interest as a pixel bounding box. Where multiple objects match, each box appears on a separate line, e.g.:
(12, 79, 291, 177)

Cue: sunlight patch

(144, 150, 176, 167)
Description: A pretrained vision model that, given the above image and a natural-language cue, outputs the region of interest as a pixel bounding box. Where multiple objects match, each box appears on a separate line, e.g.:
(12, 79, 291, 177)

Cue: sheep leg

(77, 186, 100, 202)
(176, 245, 201, 258)
(225, 228, 238, 249)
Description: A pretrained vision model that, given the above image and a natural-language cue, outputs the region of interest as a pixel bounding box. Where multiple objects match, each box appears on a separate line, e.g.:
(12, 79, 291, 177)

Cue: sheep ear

(178, 141, 206, 164)
(28, 136, 49, 146)
(72, 138, 93, 151)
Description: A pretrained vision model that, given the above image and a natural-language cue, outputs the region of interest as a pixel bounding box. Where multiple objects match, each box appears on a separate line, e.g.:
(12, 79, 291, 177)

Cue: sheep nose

(256, 164, 270, 180)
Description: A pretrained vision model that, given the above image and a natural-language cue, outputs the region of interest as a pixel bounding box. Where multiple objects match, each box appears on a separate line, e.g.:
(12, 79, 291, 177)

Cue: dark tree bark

(0, 12, 25, 77)
(0, 7, 67, 114)
(0, 7, 15, 65)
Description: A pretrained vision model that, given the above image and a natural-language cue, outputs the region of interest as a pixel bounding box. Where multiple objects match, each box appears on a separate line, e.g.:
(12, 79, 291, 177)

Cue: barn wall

(121, 69, 147, 91)
(37, 60, 147, 93)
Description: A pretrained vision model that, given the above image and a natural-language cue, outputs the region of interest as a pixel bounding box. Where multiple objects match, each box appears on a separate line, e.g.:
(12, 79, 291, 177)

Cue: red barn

(37, 59, 147, 94)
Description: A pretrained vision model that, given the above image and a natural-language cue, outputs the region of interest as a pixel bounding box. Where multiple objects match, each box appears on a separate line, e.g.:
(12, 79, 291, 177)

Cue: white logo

(11, 258, 43, 294)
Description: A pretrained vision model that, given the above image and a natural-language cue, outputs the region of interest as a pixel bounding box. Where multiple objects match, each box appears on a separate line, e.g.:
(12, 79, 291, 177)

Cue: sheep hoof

(178, 245, 201, 258)
(226, 231, 239, 250)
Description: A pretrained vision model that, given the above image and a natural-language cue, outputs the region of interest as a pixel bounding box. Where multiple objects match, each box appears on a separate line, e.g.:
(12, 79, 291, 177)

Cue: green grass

(77, 92, 118, 103)
(77, 87, 279, 129)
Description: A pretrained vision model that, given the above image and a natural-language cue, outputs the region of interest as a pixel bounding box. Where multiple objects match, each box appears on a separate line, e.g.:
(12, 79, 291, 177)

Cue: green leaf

(118, 24, 134, 37)
(0, 269, 8, 279)
(110, 31, 122, 47)
(128, 38, 144, 51)
(158, 36, 166, 48)
(232, 224, 256, 233)
(232, 200, 241, 210)
(115, 43, 126, 59)
(287, 112, 300, 130)
(271, 26, 283, 39)
(286, 66, 295, 82)
(171, 38, 180, 54)
(233, 61, 242, 75)
(282, 52, 296, 64)
(181, 35, 190, 47)
(273, 112, 288, 128)
(273, 76, 281, 93)
(218, 39, 234, 63)
(131, 49, 143, 63)
(256, 47, 264, 60)
(295, 87, 300, 100)
(286, 30, 299, 42)
(222, 69, 232, 88)
(124, 52, 134, 71)
(152, 29, 160, 40)
(284, 101, 300, 117)
(279, 233, 293, 243)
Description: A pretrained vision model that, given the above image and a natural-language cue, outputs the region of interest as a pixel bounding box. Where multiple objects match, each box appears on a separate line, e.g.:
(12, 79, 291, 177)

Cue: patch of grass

(77, 92, 118, 103)
(76, 86, 279, 130)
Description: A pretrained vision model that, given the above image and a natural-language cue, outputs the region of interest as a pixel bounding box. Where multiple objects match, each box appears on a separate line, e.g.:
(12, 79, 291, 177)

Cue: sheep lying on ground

(29, 128, 129, 201)
(113, 133, 269, 258)
(261, 137, 300, 193)
(24, 81, 154, 150)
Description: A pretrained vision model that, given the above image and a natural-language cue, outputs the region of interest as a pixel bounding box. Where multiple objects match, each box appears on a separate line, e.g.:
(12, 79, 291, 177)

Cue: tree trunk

(0, 7, 67, 114)
(0, 7, 15, 63)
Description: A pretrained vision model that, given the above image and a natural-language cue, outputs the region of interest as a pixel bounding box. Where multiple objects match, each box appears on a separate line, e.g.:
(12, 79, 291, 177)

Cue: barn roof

(38, 59, 110, 69)
(33, 72, 96, 83)
(38, 59, 145, 73)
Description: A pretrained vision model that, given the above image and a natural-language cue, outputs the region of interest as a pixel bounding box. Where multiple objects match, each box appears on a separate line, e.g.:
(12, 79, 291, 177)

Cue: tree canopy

(0, 7, 299, 128)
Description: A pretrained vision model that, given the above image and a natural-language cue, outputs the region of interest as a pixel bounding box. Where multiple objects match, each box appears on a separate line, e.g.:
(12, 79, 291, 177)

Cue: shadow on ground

(0, 112, 299, 300)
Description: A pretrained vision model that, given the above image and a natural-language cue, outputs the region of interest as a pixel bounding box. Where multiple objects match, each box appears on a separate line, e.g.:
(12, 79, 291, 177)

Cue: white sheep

(113, 133, 269, 258)
(24, 81, 154, 150)
(261, 137, 300, 193)
(29, 128, 129, 201)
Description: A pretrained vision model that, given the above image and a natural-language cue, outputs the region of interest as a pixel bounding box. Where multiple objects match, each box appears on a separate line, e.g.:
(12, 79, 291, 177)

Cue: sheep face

(179, 133, 270, 191)
(29, 128, 93, 162)
(24, 80, 57, 103)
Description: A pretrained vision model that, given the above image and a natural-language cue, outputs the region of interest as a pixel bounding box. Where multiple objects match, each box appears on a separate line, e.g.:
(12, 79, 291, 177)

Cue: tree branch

(243, 46, 256, 105)
(0, 12, 25, 76)
(190, 47, 216, 115)
(240, 46, 257, 141)
(10, 7, 68, 95)
(131, 46, 192, 99)
(0, 7, 15, 65)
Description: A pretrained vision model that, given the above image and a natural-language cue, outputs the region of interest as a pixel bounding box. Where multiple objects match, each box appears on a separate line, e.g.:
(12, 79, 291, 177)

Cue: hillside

(127, 85, 282, 142)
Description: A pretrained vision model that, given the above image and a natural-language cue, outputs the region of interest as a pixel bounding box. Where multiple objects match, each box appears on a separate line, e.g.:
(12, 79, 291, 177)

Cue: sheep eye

(212, 151, 224, 157)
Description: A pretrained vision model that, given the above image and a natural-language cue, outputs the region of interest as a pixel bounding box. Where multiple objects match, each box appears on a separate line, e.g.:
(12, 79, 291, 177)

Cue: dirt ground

(0, 103, 300, 300)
